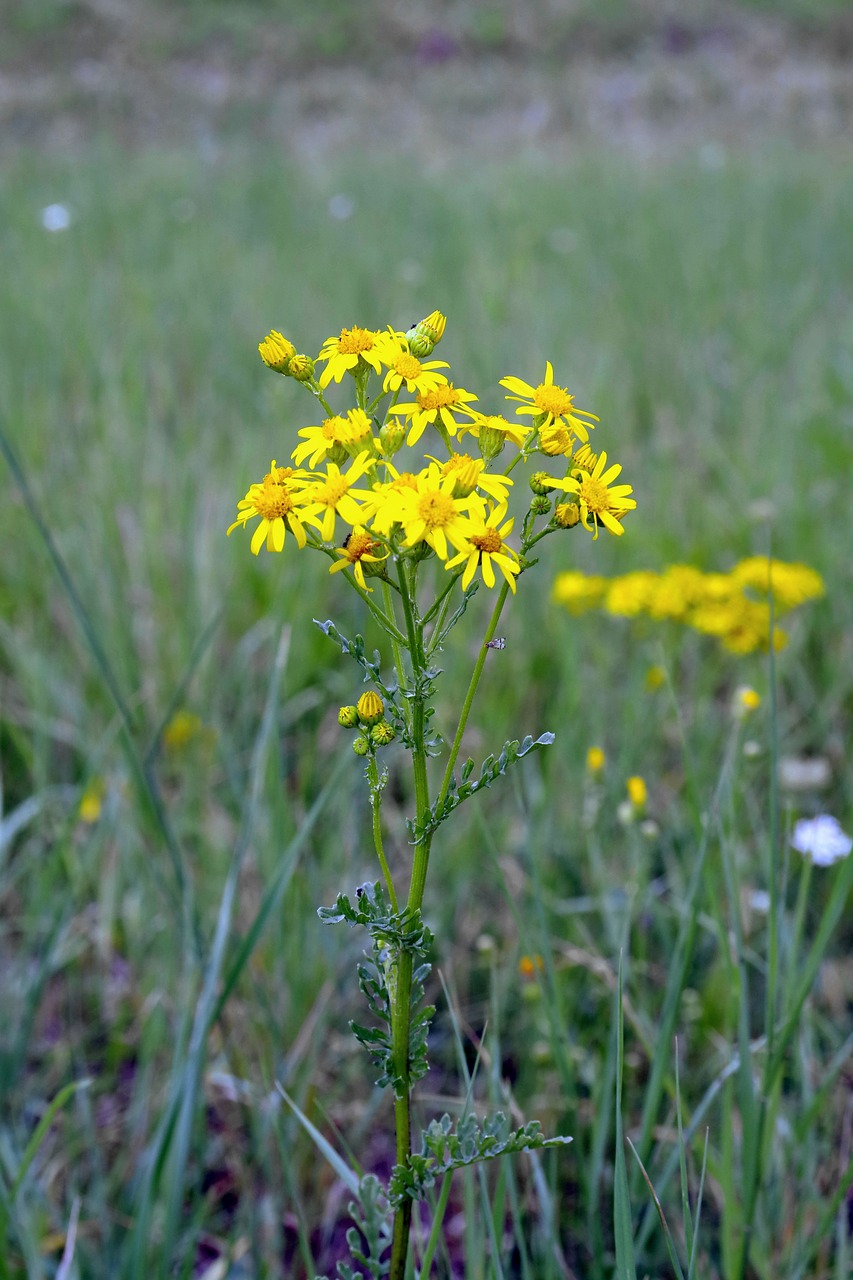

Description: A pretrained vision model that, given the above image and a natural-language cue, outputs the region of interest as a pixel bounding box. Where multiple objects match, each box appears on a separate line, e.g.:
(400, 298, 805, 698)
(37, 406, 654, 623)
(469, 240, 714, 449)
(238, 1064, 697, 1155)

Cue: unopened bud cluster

(338, 692, 396, 755)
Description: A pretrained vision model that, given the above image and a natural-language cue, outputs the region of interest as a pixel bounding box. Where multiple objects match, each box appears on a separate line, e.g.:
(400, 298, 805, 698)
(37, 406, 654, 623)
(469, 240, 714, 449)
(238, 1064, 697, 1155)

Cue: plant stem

(366, 756, 398, 913)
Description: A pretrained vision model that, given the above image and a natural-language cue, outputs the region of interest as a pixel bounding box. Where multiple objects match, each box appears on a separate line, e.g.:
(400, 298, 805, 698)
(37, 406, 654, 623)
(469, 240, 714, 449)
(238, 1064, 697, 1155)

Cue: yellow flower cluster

(552, 558, 824, 654)
(229, 311, 636, 594)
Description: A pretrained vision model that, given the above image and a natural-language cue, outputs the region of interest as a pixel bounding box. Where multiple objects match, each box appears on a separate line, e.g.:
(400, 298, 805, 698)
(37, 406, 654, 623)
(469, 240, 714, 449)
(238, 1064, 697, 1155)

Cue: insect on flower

(486, 637, 507, 650)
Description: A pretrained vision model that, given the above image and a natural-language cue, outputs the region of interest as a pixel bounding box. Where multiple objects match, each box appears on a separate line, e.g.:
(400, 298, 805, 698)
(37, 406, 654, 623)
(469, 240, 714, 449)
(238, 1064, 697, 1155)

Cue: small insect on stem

(486, 637, 507, 650)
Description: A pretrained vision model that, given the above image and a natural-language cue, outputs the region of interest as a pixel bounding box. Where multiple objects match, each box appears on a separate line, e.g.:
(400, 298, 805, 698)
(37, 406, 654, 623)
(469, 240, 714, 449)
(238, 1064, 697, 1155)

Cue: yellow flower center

(534, 384, 574, 417)
(337, 326, 376, 355)
(470, 529, 502, 554)
(345, 531, 380, 561)
(322, 416, 348, 441)
(254, 480, 296, 520)
(318, 476, 349, 506)
(418, 384, 461, 410)
(393, 353, 422, 379)
(578, 476, 611, 514)
(417, 490, 457, 529)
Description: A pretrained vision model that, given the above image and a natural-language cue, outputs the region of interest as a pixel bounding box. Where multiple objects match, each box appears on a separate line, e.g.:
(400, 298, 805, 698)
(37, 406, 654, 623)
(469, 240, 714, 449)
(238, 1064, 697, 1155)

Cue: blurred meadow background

(2, 0, 853, 1276)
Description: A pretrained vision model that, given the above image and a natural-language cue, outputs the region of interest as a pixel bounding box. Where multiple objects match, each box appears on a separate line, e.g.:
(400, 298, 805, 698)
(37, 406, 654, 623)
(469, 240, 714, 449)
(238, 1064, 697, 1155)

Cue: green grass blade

(613, 953, 636, 1280)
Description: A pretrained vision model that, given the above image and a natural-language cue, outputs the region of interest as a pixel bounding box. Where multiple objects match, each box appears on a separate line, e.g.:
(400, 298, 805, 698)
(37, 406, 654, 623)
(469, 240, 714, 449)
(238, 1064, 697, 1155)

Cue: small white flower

(791, 815, 852, 867)
(41, 203, 71, 232)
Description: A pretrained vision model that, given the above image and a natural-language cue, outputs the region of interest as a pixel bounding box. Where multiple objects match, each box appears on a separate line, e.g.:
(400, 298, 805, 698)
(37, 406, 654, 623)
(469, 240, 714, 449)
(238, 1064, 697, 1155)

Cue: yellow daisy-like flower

(376, 332, 450, 395)
(444, 509, 521, 593)
(604, 572, 659, 616)
(388, 383, 479, 447)
(456, 412, 530, 455)
(554, 451, 637, 539)
(303, 453, 376, 541)
(329, 527, 389, 592)
(730, 557, 825, 611)
(427, 452, 512, 513)
(227, 460, 318, 555)
(317, 325, 385, 388)
(292, 415, 353, 468)
(539, 423, 581, 457)
(382, 462, 483, 561)
(500, 362, 599, 441)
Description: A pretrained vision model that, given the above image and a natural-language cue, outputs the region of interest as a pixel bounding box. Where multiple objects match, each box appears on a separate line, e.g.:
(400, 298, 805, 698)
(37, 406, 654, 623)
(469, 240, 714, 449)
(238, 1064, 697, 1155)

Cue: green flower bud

(530, 494, 552, 516)
(530, 471, 554, 496)
(370, 720, 396, 747)
(338, 705, 359, 728)
(378, 419, 407, 457)
(352, 735, 370, 757)
(405, 310, 446, 358)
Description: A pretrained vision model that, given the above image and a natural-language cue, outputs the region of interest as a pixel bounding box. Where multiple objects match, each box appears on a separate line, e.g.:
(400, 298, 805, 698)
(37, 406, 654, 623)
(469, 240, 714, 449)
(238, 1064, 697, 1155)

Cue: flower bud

(258, 330, 296, 372)
(370, 720, 396, 747)
(357, 691, 385, 726)
(530, 495, 552, 516)
(406, 310, 446, 358)
(352, 736, 370, 757)
(338, 705, 359, 728)
(379, 418, 407, 457)
(476, 419, 506, 463)
(530, 471, 554, 496)
(554, 501, 580, 528)
(287, 353, 315, 382)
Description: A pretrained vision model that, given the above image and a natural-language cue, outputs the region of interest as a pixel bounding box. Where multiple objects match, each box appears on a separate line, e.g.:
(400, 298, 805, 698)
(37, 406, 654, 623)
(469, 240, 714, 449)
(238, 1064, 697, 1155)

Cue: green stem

(418, 1173, 454, 1276)
(388, 555, 433, 1280)
(366, 756, 398, 913)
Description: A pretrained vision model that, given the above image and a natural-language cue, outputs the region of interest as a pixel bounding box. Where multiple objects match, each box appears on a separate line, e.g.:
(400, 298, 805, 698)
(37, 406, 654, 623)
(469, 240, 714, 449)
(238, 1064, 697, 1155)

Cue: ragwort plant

(228, 311, 636, 1278)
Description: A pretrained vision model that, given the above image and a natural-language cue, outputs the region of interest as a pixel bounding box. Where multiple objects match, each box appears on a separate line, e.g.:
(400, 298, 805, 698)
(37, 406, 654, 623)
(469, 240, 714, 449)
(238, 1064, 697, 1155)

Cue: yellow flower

(539, 423, 580, 457)
(388, 383, 479, 447)
(163, 710, 203, 751)
(381, 462, 483, 561)
(647, 565, 708, 621)
(303, 454, 376, 541)
(292, 415, 353, 468)
(227, 461, 319, 555)
(500, 362, 599, 440)
(258, 330, 296, 372)
(604, 572, 658, 616)
(626, 776, 647, 808)
(554, 451, 636, 539)
(357, 691, 384, 725)
(456, 412, 530, 458)
(406, 310, 447, 357)
(731, 557, 825, 611)
(586, 746, 606, 773)
(645, 664, 666, 691)
(519, 953, 544, 979)
(428, 452, 512, 511)
(377, 332, 449, 395)
(444, 509, 521, 593)
(736, 686, 762, 714)
(552, 571, 607, 614)
(79, 777, 106, 824)
(329, 527, 389, 592)
(317, 325, 385, 388)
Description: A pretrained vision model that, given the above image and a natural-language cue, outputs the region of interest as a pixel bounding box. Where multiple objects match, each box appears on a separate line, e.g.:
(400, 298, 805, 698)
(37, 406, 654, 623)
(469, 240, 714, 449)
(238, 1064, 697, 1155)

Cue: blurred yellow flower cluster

(229, 311, 636, 594)
(552, 558, 824, 654)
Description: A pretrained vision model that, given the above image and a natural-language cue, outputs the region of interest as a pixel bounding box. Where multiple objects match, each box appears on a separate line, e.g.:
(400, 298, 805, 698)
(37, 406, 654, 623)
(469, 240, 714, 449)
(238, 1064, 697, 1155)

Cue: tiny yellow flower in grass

(79, 777, 106, 824)
(163, 710, 203, 751)
(518, 954, 544, 979)
(500, 362, 599, 441)
(227, 461, 319, 555)
(627, 776, 647, 808)
(551, 570, 608, 614)
(388, 383, 479, 447)
(258, 330, 296, 372)
(586, 746, 606, 773)
(554, 451, 636, 540)
(329, 527, 389, 592)
(317, 325, 385, 388)
(645, 664, 666, 691)
(357, 691, 384, 726)
(444, 509, 521, 593)
(735, 686, 762, 716)
(304, 454, 376, 541)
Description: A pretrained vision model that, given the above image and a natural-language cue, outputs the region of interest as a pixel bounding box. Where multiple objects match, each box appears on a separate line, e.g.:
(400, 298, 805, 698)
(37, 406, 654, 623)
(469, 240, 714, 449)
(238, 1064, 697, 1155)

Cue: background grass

(1, 84, 852, 1280)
